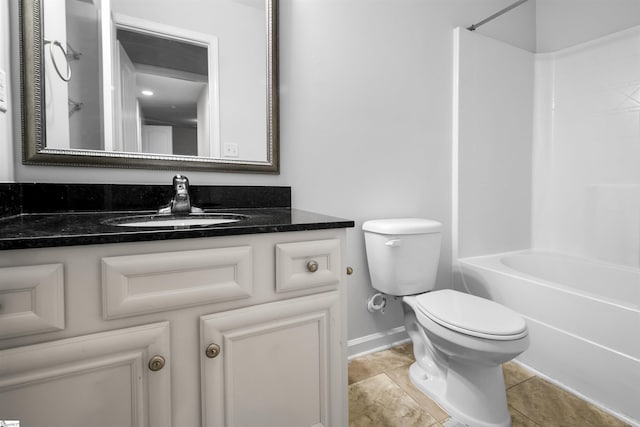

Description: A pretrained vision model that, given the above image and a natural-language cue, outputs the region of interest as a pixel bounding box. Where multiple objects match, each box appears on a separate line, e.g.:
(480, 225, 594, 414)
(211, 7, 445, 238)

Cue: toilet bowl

(363, 219, 529, 427)
(403, 290, 529, 427)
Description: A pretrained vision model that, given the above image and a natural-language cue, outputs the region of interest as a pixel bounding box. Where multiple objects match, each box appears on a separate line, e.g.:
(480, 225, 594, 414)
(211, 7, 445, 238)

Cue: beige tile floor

(348, 342, 630, 427)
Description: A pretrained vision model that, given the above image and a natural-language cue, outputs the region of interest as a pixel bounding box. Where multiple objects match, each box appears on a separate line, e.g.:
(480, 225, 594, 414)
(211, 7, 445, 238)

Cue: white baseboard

(347, 326, 409, 360)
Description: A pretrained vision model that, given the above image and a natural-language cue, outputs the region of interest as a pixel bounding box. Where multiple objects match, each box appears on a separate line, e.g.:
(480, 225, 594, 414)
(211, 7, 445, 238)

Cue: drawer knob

(306, 260, 319, 273)
(346, 266, 353, 275)
(206, 343, 221, 359)
(148, 355, 166, 372)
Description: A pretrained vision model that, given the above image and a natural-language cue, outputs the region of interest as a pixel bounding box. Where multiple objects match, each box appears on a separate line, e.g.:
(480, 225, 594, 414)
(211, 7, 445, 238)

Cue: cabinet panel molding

(102, 246, 253, 319)
(0, 229, 348, 426)
(276, 239, 340, 293)
(0, 263, 64, 339)
(0, 322, 171, 427)
(200, 292, 342, 427)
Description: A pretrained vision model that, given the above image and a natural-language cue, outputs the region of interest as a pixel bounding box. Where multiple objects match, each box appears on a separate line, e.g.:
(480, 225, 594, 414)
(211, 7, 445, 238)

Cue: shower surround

(532, 26, 640, 269)
(454, 25, 640, 425)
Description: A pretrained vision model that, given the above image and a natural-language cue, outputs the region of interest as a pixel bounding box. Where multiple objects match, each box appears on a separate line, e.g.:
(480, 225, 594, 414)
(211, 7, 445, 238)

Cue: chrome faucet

(158, 175, 203, 215)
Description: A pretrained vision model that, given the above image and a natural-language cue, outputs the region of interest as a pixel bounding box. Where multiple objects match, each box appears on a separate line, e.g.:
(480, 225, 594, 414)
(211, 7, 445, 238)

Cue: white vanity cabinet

(0, 322, 172, 427)
(0, 228, 348, 427)
(201, 292, 342, 427)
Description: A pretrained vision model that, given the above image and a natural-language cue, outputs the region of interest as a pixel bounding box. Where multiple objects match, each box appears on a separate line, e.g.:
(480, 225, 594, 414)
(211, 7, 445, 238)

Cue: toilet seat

(415, 290, 528, 340)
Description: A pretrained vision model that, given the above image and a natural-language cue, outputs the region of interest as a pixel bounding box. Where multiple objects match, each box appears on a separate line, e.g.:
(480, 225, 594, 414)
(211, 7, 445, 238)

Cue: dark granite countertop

(0, 208, 354, 251)
(0, 183, 354, 251)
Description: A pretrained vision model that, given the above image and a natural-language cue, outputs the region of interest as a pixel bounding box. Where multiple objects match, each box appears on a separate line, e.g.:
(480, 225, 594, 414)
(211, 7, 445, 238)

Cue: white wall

(455, 28, 534, 259)
(474, 0, 536, 52)
(7, 0, 534, 355)
(0, 0, 13, 182)
(532, 26, 640, 268)
(277, 0, 535, 354)
(536, 0, 640, 52)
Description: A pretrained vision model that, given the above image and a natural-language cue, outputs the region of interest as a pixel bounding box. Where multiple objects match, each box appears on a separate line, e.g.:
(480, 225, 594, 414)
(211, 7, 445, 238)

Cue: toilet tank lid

(363, 218, 442, 235)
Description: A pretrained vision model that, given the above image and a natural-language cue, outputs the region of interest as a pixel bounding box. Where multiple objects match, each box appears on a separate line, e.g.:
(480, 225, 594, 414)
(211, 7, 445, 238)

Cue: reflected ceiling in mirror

(20, 0, 279, 173)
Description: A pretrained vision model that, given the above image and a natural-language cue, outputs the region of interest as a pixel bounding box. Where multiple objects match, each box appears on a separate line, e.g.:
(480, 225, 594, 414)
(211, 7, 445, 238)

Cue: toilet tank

(363, 218, 442, 296)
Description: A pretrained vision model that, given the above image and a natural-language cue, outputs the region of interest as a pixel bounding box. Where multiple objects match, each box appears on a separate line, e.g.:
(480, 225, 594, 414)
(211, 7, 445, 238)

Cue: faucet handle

(173, 174, 189, 191)
(158, 174, 203, 214)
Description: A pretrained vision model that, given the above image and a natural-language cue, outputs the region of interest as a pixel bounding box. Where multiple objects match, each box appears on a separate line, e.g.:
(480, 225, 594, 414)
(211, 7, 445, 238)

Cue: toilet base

(408, 362, 511, 427)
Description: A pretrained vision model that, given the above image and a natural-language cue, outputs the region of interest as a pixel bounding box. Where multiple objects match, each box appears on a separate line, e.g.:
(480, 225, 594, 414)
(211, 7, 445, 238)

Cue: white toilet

(363, 218, 529, 427)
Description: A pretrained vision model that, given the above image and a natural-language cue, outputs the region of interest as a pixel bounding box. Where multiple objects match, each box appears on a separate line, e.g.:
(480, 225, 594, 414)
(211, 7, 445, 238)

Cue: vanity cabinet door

(0, 322, 171, 427)
(200, 291, 344, 427)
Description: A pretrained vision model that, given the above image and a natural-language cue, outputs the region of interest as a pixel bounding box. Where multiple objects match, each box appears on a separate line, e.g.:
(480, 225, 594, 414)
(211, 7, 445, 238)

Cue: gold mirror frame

(19, 0, 279, 173)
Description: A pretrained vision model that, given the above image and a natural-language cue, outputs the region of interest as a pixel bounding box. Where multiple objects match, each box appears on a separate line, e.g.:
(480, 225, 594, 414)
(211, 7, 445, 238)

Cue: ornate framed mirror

(19, 0, 279, 173)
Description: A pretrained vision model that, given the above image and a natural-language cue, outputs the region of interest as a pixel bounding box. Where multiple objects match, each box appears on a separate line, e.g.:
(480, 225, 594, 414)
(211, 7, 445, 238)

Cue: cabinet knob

(346, 266, 353, 275)
(306, 260, 319, 273)
(148, 355, 166, 372)
(206, 343, 221, 359)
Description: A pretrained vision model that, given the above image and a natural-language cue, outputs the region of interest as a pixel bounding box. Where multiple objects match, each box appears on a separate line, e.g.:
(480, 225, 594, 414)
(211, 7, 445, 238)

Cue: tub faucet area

(158, 175, 203, 215)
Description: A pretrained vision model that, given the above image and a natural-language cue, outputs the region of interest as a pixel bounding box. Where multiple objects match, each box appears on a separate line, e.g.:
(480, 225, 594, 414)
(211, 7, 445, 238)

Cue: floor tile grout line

(383, 372, 423, 406)
(383, 370, 450, 424)
(509, 404, 542, 427)
(506, 373, 537, 390)
(382, 371, 451, 425)
(506, 377, 545, 426)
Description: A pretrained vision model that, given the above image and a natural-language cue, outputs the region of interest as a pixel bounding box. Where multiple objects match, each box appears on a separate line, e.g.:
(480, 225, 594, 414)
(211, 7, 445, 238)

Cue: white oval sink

(106, 213, 246, 228)
(118, 217, 240, 227)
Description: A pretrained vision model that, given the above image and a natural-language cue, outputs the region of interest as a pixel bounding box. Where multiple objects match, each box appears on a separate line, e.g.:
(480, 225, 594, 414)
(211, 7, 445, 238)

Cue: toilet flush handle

(385, 239, 402, 247)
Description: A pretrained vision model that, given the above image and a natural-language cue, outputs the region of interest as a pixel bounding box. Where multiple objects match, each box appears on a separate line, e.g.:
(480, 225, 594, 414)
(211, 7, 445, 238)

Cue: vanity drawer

(102, 246, 253, 319)
(0, 264, 65, 339)
(275, 239, 341, 293)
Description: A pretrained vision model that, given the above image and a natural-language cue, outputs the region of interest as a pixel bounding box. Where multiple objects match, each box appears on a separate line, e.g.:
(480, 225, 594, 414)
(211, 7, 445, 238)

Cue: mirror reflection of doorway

(114, 28, 209, 156)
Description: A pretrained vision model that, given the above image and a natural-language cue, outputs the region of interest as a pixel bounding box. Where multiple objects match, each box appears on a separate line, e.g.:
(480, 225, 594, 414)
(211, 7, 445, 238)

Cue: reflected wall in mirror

(20, 0, 279, 173)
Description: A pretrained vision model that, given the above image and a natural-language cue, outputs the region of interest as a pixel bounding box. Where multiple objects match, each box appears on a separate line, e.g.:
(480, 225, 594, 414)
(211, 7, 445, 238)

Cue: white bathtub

(457, 250, 640, 425)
